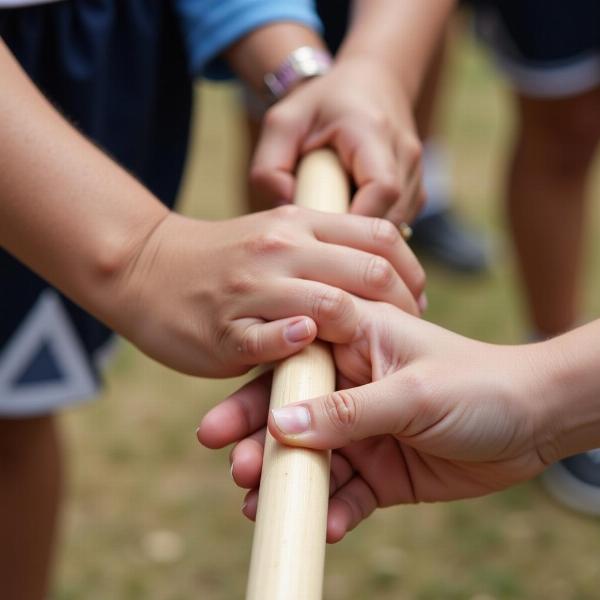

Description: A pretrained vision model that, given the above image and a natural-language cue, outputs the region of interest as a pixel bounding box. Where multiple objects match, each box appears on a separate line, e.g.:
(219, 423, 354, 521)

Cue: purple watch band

(264, 46, 332, 100)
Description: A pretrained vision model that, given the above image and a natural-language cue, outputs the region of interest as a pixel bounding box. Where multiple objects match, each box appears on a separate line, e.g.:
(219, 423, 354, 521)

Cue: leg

(507, 87, 600, 337)
(0, 415, 63, 600)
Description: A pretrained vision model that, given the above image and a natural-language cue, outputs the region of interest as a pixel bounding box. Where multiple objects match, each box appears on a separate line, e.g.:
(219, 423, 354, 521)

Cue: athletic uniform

(0, 0, 320, 416)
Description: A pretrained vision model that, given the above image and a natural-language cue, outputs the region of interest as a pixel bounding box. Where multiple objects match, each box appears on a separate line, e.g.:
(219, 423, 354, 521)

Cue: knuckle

(321, 390, 360, 433)
(371, 217, 400, 246)
(312, 287, 350, 322)
(248, 163, 269, 188)
(365, 256, 395, 290)
(263, 105, 293, 131)
(368, 109, 388, 130)
(403, 135, 423, 165)
(238, 326, 263, 359)
(376, 177, 402, 203)
(223, 272, 255, 296)
(271, 204, 301, 221)
(244, 231, 292, 256)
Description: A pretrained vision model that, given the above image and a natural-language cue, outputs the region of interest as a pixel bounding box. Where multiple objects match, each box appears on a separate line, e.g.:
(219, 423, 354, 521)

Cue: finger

(329, 451, 354, 496)
(306, 211, 425, 301)
(240, 279, 359, 343)
(197, 372, 272, 449)
(299, 242, 420, 315)
(385, 163, 424, 226)
(336, 126, 402, 218)
(240, 453, 359, 532)
(250, 104, 312, 204)
(339, 437, 417, 506)
(345, 140, 401, 221)
(230, 428, 266, 489)
(242, 488, 259, 521)
(327, 476, 378, 543)
(304, 120, 401, 219)
(225, 316, 317, 368)
(231, 433, 357, 493)
(240, 249, 418, 330)
(268, 375, 420, 449)
(372, 132, 424, 225)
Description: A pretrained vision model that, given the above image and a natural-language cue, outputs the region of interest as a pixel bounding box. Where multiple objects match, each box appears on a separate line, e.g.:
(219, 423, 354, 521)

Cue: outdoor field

(55, 31, 600, 599)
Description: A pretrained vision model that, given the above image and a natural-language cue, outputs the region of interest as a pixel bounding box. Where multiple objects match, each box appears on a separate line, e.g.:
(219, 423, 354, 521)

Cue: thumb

(268, 377, 407, 449)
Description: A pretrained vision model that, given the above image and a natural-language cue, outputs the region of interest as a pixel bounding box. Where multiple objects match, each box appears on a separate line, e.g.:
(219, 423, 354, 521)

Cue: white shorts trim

(495, 53, 600, 99)
(0, 290, 99, 417)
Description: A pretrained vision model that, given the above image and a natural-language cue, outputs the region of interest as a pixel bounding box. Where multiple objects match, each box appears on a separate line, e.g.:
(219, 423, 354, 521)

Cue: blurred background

(55, 26, 600, 600)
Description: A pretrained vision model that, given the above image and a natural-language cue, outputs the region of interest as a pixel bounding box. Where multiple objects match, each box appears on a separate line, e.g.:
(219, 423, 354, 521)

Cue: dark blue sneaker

(411, 209, 490, 274)
(541, 450, 600, 515)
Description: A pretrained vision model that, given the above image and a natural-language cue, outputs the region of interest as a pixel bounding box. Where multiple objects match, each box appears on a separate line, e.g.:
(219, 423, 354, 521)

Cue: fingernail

(285, 319, 312, 343)
(230, 463, 235, 479)
(242, 501, 248, 512)
(271, 406, 311, 435)
(418, 292, 428, 314)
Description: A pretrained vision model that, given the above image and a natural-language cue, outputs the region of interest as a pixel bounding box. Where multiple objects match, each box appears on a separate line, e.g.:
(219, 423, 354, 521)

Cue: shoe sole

(541, 462, 600, 516)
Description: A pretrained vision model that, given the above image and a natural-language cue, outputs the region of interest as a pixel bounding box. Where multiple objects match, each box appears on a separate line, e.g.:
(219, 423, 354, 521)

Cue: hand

(251, 58, 424, 225)
(110, 208, 425, 377)
(198, 302, 555, 540)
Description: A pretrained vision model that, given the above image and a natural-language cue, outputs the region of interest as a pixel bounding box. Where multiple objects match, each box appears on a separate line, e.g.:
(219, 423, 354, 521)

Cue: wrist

(225, 23, 326, 95)
(531, 324, 600, 464)
(331, 55, 412, 106)
(86, 199, 170, 329)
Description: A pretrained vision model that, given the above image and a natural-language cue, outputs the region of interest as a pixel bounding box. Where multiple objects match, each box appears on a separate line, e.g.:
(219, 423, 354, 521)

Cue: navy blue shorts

(315, 0, 600, 99)
(473, 0, 600, 97)
(0, 1, 192, 415)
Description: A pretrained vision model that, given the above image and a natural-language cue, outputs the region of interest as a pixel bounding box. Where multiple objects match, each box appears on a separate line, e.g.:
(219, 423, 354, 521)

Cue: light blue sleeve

(175, 0, 322, 80)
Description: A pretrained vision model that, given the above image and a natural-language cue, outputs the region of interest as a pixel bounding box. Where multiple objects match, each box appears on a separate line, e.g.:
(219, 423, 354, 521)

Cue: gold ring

(398, 222, 413, 241)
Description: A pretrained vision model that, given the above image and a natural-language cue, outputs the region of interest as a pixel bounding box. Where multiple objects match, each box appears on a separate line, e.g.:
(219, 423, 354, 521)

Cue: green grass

(56, 33, 600, 599)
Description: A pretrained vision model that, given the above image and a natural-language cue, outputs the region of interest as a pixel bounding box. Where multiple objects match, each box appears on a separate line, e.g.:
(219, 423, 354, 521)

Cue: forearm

(534, 320, 600, 460)
(0, 41, 168, 323)
(224, 22, 326, 94)
(338, 0, 456, 103)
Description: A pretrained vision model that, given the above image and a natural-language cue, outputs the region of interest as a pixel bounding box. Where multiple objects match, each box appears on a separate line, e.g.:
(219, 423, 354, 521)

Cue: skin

(508, 87, 600, 337)
(199, 301, 600, 542)
(0, 416, 62, 600)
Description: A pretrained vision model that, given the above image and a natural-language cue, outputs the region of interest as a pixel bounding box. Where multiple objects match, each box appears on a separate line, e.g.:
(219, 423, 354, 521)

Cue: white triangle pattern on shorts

(0, 289, 98, 416)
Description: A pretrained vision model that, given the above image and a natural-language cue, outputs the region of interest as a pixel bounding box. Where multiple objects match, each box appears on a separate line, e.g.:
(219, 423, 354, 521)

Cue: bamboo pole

(245, 149, 349, 600)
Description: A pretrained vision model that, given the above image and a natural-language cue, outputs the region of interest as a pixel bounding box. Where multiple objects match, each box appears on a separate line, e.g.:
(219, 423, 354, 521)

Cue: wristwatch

(264, 46, 332, 101)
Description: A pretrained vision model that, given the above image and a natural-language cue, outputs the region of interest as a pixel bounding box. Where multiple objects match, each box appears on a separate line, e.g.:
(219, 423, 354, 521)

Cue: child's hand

(110, 208, 424, 377)
(251, 60, 423, 225)
(198, 302, 556, 540)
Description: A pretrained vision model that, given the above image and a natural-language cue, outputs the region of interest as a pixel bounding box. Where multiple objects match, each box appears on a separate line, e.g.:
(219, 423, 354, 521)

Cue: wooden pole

(245, 149, 349, 600)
